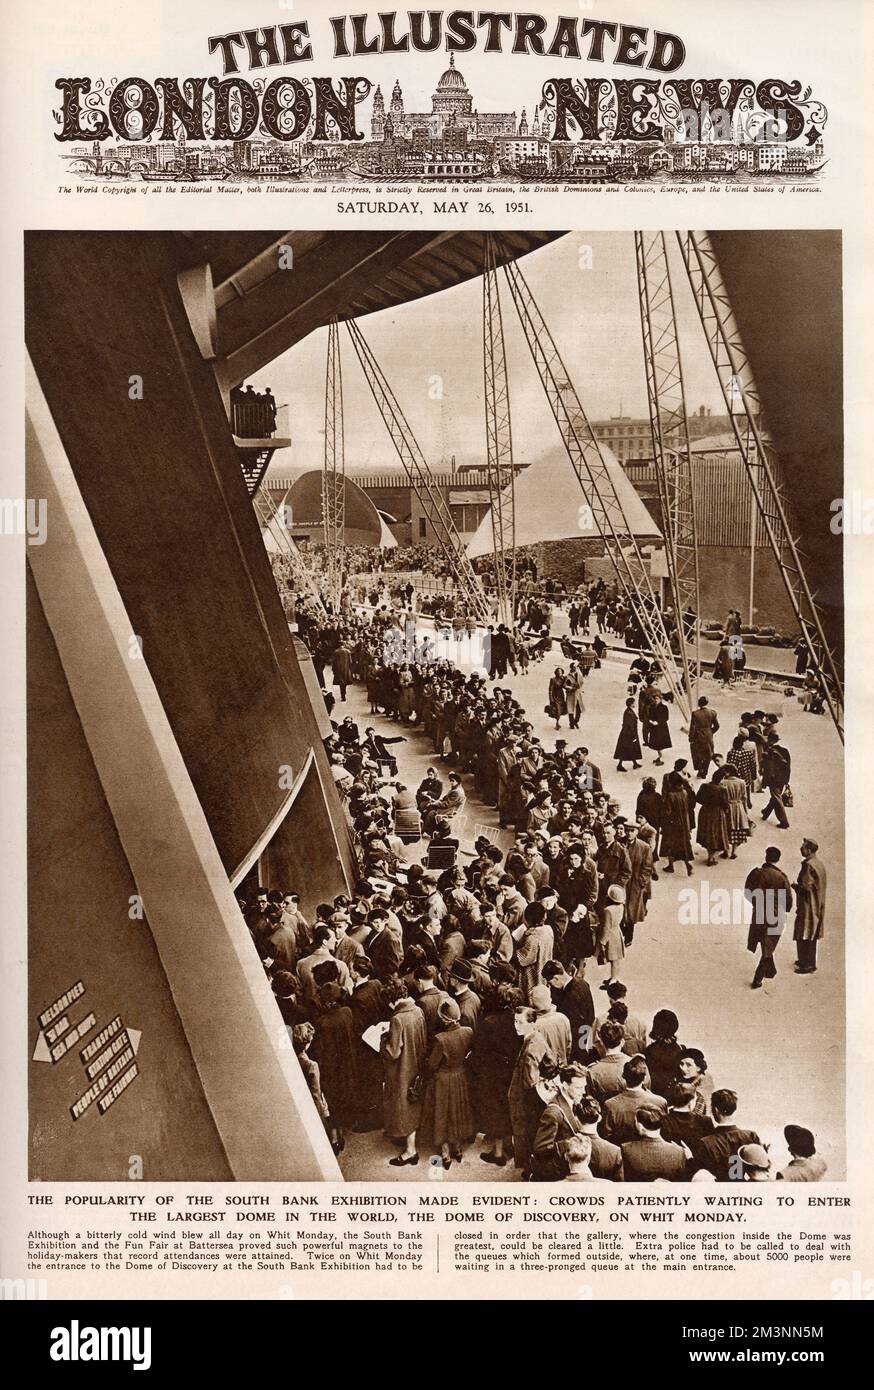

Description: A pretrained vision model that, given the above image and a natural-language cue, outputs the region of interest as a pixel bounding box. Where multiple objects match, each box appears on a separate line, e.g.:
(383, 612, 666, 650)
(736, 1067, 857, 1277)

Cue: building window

(418, 517, 427, 539)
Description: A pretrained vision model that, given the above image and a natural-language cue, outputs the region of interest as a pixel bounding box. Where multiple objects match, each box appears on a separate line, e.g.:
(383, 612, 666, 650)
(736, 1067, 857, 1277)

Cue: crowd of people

(234, 574, 829, 1182)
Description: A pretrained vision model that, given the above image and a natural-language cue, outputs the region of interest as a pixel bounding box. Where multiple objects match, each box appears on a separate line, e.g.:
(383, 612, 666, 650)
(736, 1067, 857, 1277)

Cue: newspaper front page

(1, 0, 871, 1327)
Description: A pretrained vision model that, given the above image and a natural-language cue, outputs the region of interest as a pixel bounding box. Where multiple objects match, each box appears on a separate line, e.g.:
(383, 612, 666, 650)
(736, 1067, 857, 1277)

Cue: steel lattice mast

(482, 233, 517, 627)
(345, 317, 492, 625)
(322, 317, 346, 611)
(252, 486, 328, 618)
(635, 230, 702, 711)
(500, 252, 692, 723)
(674, 231, 844, 742)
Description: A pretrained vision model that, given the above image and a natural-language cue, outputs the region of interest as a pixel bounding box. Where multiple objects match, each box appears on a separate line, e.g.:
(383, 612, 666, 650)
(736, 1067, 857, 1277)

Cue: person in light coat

(381, 981, 428, 1167)
(793, 839, 827, 974)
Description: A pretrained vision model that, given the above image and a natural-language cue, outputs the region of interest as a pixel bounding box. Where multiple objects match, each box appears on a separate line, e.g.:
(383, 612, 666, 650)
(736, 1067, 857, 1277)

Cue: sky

(250, 231, 727, 479)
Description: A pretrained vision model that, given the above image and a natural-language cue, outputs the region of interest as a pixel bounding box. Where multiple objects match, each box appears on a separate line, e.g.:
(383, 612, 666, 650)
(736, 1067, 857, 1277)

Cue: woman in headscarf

(613, 696, 643, 772)
(695, 765, 732, 866)
(418, 997, 475, 1170)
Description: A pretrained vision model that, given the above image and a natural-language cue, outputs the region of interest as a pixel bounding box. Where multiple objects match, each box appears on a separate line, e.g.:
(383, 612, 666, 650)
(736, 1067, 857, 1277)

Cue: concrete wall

(24, 232, 352, 1180)
(27, 571, 233, 1182)
(24, 232, 354, 891)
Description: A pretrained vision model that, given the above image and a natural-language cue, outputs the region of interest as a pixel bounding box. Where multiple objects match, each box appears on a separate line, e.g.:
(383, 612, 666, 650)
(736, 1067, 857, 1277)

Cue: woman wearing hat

(660, 769, 695, 875)
(418, 997, 475, 1169)
(675, 1048, 714, 1116)
(613, 696, 643, 772)
(597, 884, 626, 988)
(644, 1010, 684, 1100)
(645, 690, 672, 766)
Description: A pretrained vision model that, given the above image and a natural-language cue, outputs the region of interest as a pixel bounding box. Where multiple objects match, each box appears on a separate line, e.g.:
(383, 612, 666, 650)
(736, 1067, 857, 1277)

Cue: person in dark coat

(594, 822, 631, 915)
(638, 677, 659, 742)
(688, 1088, 761, 1180)
(660, 1082, 715, 1148)
(745, 846, 794, 988)
(367, 907, 403, 982)
(644, 1010, 685, 1100)
(548, 668, 570, 730)
(554, 844, 599, 916)
(508, 1006, 552, 1176)
(761, 732, 792, 829)
(542, 960, 594, 1059)
(624, 822, 654, 942)
(635, 777, 663, 859)
(381, 981, 428, 1166)
(695, 769, 731, 865)
(348, 957, 388, 1131)
(331, 642, 352, 701)
(688, 696, 719, 778)
(416, 767, 444, 808)
(311, 984, 360, 1154)
(660, 770, 694, 874)
(531, 1063, 589, 1180)
(646, 691, 672, 764)
(614, 697, 643, 771)
(470, 984, 523, 1168)
(418, 997, 475, 1169)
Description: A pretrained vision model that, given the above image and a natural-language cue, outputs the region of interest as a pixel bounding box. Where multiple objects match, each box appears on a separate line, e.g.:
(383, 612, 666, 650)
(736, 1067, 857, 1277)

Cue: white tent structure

(466, 443, 661, 559)
(377, 513, 399, 549)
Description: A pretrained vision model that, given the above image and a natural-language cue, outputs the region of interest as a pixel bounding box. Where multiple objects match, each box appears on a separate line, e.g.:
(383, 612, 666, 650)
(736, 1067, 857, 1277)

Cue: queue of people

(232, 569, 828, 1181)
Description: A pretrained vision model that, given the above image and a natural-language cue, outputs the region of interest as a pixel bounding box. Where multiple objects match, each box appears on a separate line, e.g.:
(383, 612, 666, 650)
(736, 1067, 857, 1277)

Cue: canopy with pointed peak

(466, 443, 661, 559)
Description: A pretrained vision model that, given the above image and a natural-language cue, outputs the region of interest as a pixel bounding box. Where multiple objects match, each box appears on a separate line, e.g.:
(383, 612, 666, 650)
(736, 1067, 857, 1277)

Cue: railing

(231, 390, 284, 440)
(346, 570, 455, 597)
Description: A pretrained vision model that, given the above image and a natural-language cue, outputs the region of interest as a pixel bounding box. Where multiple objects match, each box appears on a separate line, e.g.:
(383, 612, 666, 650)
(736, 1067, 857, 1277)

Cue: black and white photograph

(25, 227, 844, 1186)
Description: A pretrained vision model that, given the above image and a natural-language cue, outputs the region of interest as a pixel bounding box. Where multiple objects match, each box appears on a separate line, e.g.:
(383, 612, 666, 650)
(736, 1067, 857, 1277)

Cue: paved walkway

(336, 640, 844, 1182)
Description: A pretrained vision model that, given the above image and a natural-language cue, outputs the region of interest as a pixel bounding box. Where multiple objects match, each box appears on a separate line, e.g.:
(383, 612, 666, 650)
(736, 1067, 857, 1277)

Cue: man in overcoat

(793, 838, 827, 974)
(745, 846, 794, 988)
